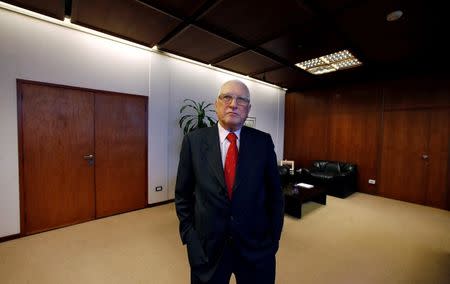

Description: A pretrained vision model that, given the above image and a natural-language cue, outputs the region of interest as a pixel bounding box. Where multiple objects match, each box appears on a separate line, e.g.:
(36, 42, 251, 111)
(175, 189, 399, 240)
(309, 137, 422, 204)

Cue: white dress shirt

(217, 123, 241, 168)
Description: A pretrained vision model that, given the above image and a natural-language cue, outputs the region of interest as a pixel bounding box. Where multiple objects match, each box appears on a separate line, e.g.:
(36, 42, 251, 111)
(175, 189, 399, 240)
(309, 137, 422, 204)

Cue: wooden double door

(379, 108, 450, 209)
(18, 80, 148, 235)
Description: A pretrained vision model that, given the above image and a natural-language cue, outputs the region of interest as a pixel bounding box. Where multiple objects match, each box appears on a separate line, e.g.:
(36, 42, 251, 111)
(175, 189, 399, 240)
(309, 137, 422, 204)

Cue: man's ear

(214, 99, 219, 110)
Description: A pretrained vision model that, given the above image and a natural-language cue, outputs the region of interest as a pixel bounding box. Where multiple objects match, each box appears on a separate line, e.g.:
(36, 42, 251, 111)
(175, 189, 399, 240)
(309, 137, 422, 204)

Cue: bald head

(215, 80, 251, 131)
(217, 80, 250, 99)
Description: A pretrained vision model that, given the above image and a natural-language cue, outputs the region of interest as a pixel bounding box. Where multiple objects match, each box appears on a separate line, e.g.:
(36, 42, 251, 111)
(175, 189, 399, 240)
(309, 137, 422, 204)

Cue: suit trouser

(191, 239, 276, 284)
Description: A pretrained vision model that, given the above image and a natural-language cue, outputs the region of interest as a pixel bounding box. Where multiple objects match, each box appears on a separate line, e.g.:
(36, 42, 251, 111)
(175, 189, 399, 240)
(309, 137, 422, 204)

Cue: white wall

(151, 57, 285, 201)
(0, 8, 285, 237)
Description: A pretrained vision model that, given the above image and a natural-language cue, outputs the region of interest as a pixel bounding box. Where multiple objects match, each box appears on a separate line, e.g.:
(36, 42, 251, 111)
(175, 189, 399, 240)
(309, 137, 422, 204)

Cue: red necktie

(225, 133, 238, 199)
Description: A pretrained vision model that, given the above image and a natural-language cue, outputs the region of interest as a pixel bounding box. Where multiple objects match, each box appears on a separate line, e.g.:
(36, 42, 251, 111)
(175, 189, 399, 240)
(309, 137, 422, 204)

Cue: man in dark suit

(175, 80, 284, 284)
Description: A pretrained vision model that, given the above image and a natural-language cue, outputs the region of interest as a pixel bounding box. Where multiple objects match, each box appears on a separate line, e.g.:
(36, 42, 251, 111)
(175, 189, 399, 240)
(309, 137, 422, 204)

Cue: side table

(283, 184, 327, 218)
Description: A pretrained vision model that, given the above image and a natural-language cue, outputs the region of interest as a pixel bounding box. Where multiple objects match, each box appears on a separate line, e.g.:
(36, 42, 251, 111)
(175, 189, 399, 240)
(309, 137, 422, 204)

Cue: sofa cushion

(324, 163, 340, 175)
(310, 172, 335, 180)
(312, 161, 327, 170)
(340, 163, 354, 173)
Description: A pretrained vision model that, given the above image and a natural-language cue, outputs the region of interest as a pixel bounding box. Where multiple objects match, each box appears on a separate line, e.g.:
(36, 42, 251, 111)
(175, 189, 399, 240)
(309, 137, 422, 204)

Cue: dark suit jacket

(175, 125, 284, 281)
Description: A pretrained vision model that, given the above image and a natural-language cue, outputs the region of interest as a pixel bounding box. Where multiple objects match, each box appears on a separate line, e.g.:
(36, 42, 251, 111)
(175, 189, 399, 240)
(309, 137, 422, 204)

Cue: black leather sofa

(301, 160, 357, 198)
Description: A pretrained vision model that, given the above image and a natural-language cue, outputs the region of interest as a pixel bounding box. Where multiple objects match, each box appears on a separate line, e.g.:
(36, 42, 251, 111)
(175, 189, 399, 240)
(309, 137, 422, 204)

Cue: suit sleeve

(175, 134, 196, 244)
(175, 134, 209, 268)
(265, 134, 284, 242)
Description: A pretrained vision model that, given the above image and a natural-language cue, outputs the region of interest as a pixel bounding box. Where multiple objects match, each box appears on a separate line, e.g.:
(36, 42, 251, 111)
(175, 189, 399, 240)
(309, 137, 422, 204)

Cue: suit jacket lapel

(202, 126, 226, 190)
(234, 126, 249, 191)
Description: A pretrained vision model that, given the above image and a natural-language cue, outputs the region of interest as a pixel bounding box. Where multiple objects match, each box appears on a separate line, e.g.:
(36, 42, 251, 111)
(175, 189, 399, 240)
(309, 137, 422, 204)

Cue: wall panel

(327, 83, 381, 194)
(284, 91, 329, 168)
(285, 74, 449, 208)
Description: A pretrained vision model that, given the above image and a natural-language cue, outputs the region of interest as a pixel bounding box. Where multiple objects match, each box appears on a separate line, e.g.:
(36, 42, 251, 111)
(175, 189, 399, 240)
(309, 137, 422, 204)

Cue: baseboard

(147, 199, 174, 208)
(0, 233, 20, 243)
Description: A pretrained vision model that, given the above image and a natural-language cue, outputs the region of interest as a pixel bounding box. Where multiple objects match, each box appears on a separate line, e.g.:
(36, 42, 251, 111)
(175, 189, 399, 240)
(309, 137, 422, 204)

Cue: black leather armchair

(278, 165, 292, 188)
(301, 160, 357, 198)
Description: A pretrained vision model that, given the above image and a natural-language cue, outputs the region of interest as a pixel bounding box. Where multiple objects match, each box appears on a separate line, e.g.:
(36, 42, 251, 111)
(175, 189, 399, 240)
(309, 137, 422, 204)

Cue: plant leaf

(183, 98, 196, 104)
(184, 99, 199, 109)
(180, 104, 197, 114)
(206, 117, 216, 126)
(183, 118, 194, 135)
(179, 114, 193, 128)
(203, 102, 213, 109)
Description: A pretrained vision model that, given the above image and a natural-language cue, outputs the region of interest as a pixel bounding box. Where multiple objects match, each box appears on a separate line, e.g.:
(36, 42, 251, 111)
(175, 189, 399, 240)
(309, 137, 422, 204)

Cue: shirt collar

(218, 122, 241, 143)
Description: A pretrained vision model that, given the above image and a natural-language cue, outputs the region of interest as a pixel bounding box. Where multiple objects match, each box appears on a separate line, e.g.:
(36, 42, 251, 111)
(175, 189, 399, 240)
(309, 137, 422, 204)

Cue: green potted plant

(179, 99, 216, 135)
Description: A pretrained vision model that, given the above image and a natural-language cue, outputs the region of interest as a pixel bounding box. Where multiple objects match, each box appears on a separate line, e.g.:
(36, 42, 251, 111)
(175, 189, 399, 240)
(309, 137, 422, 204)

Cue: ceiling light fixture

(295, 50, 362, 75)
(386, 10, 403, 22)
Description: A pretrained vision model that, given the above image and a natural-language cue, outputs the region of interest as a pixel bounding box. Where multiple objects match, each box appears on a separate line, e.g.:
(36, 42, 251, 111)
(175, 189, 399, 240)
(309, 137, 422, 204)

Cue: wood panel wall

(284, 90, 330, 167)
(284, 73, 450, 208)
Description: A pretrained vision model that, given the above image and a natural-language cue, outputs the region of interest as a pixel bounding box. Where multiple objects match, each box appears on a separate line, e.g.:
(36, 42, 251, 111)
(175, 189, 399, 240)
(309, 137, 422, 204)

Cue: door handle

(422, 154, 429, 160)
(83, 154, 94, 160)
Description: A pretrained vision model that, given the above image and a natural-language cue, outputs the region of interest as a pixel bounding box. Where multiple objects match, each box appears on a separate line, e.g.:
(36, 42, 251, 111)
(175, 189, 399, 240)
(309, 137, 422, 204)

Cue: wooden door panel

(426, 109, 450, 209)
(379, 110, 428, 204)
(379, 149, 426, 203)
(20, 82, 95, 234)
(95, 94, 147, 218)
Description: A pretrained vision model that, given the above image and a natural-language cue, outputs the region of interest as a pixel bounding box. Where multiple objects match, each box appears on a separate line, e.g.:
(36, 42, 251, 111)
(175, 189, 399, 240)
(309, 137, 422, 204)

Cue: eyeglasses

(218, 94, 250, 106)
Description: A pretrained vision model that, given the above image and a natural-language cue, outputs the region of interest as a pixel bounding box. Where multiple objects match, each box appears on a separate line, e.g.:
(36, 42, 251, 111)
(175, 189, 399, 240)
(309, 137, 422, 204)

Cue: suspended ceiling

(2, 0, 447, 90)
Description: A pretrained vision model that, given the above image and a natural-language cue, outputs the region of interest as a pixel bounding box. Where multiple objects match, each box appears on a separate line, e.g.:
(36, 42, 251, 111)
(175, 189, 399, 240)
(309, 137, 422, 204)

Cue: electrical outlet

(155, 186, 163, 192)
(368, 179, 376, 185)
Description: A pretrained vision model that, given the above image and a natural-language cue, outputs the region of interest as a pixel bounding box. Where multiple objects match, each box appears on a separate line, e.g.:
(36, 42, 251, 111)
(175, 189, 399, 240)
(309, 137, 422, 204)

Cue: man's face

(215, 81, 251, 131)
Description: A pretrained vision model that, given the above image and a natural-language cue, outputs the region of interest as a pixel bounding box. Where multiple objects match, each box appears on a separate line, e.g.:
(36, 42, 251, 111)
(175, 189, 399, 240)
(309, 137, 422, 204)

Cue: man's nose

(228, 98, 238, 108)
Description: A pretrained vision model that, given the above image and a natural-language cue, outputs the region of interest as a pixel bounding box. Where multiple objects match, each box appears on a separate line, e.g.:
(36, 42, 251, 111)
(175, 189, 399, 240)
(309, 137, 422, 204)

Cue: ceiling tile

(3, 0, 65, 20)
(197, 0, 314, 44)
(333, 0, 440, 64)
(253, 66, 313, 89)
(216, 51, 282, 75)
(71, 0, 181, 47)
(313, 0, 360, 14)
(160, 25, 243, 63)
(260, 21, 347, 64)
(135, 0, 209, 18)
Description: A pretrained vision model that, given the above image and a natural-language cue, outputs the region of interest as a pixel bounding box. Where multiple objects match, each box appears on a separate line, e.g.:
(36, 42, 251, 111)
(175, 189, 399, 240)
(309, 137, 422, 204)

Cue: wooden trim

(16, 79, 147, 99)
(145, 99, 149, 205)
(375, 88, 385, 196)
(447, 110, 450, 210)
(0, 233, 20, 243)
(16, 79, 25, 236)
(325, 94, 331, 160)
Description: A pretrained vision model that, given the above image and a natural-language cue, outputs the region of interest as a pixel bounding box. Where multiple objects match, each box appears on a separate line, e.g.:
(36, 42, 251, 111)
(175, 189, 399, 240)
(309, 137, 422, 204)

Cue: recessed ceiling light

(386, 10, 403, 22)
(295, 50, 362, 75)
